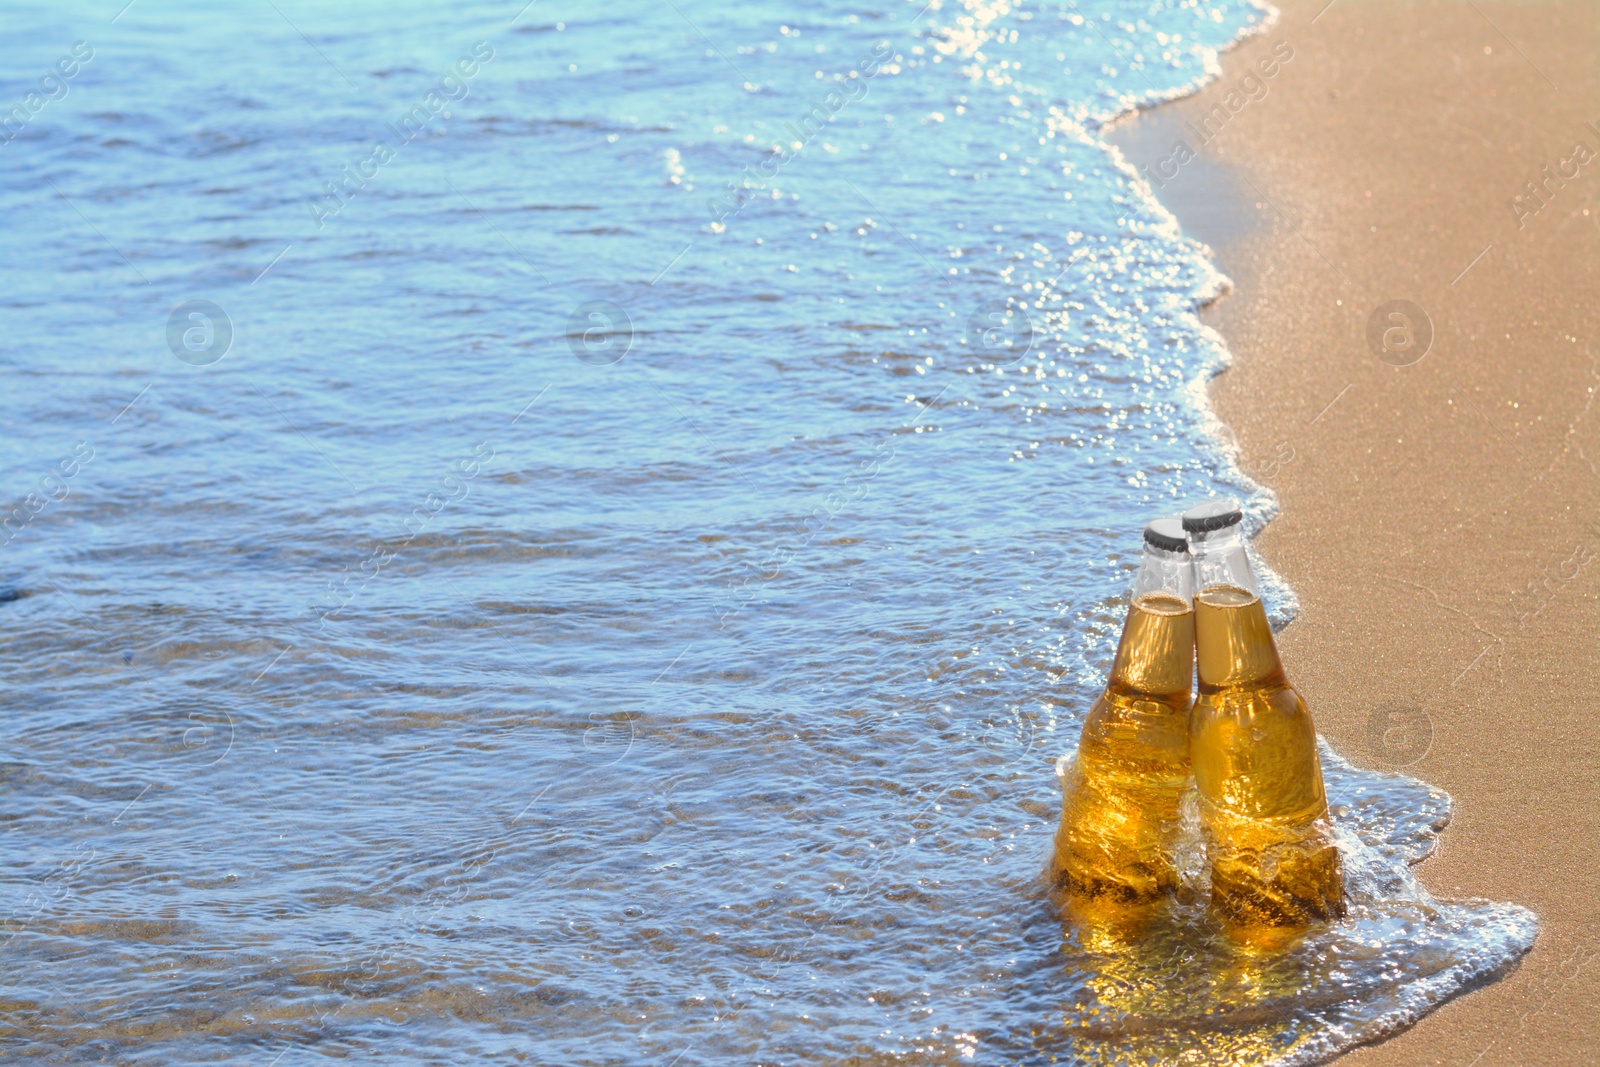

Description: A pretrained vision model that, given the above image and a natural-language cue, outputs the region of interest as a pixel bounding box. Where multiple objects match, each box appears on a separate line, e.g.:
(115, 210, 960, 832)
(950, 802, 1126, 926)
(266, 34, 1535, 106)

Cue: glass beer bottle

(1184, 499, 1343, 933)
(1052, 519, 1195, 904)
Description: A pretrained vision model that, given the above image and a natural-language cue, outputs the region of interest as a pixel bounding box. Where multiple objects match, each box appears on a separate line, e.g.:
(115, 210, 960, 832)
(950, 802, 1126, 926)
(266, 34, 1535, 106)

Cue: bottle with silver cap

(1183, 499, 1344, 937)
(1052, 518, 1195, 910)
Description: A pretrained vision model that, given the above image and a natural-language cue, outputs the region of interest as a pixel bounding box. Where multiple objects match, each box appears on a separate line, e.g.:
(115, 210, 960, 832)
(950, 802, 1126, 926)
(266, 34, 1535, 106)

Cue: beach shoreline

(1110, 1, 1600, 1063)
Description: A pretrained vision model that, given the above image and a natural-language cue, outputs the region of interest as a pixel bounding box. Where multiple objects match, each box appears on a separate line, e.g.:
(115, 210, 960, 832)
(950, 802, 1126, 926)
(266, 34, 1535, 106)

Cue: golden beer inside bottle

(1053, 591, 1195, 904)
(1189, 583, 1343, 927)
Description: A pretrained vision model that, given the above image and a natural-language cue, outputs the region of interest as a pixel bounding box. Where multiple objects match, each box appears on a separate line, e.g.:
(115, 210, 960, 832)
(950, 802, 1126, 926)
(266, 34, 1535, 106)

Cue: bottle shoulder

(1102, 675, 1193, 710)
(1191, 681, 1317, 743)
(1194, 673, 1297, 704)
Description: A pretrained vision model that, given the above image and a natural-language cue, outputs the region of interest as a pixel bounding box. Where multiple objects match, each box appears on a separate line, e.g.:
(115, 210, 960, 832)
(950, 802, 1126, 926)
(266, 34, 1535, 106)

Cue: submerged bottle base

(1202, 800, 1346, 929)
(1052, 759, 1182, 905)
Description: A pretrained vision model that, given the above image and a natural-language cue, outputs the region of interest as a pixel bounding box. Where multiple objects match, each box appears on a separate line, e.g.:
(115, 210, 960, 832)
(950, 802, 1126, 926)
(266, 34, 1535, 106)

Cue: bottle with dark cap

(1183, 499, 1344, 936)
(1052, 518, 1196, 909)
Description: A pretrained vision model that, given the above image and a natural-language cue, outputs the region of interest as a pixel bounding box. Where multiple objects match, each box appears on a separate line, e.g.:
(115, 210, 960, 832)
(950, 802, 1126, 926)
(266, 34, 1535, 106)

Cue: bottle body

(1053, 590, 1194, 903)
(1189, 584, 1343, 928)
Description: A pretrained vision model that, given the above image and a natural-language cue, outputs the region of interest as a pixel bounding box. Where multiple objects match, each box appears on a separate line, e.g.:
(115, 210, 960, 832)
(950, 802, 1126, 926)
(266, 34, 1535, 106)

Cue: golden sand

(1109, 1, 1600, 1062)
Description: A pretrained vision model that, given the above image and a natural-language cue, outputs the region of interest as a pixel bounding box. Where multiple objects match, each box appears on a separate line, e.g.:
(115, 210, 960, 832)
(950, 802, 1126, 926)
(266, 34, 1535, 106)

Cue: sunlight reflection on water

(0, 0, 1532, 1063)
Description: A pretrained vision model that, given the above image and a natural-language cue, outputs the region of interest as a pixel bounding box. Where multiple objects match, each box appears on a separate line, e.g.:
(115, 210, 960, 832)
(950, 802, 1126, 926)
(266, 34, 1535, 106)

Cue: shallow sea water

(1, 0, 1535, 1063)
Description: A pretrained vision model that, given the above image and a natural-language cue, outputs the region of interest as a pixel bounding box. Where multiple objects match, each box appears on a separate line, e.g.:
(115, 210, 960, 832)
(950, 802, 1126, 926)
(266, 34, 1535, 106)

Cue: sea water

(0, 0, 1535, 1063)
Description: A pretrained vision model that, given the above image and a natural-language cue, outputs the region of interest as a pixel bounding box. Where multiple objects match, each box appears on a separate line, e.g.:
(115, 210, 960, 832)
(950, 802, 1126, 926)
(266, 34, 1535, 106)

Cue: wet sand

(1109, 1, 1599, 1064)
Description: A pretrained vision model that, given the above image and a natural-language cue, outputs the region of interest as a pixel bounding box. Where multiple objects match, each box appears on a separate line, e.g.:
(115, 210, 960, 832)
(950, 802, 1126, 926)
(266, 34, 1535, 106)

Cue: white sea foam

(1038, 1, 1535, 1061)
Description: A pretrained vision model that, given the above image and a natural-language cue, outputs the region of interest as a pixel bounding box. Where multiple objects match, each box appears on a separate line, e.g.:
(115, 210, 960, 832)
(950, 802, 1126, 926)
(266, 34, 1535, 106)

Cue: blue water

(1, 0, 1534, 1063)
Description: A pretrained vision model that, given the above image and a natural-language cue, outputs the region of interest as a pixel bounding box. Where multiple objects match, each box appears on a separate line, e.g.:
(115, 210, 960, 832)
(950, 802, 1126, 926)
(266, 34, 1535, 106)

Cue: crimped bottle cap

(1181, 498, 1243, 534)
(1143, 517, 1188, 553)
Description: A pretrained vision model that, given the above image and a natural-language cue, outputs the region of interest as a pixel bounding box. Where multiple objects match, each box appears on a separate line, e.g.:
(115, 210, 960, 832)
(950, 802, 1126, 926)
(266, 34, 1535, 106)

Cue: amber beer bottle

(1184, 500, 1344, 931)
(1052, 519, 1195, 904)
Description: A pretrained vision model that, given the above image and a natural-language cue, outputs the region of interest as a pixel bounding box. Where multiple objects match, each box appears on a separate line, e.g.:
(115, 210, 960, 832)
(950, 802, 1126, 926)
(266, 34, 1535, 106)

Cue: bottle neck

(1194, 585, 1284, 689)
(1188, 527, 1257, 597)
(1131, 543, 1193, 603)
(1111, 591, 1195, 698)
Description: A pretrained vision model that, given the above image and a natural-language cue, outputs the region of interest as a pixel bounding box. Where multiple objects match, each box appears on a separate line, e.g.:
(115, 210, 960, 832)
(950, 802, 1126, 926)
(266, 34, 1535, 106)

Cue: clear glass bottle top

(1131, 517, 1194, 606)
(1182, 498, 1257, 596)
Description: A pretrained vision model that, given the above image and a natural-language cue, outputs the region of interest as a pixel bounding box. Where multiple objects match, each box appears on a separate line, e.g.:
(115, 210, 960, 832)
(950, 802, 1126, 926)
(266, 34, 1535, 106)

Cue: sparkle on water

(1, 0, 1533, 1063)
